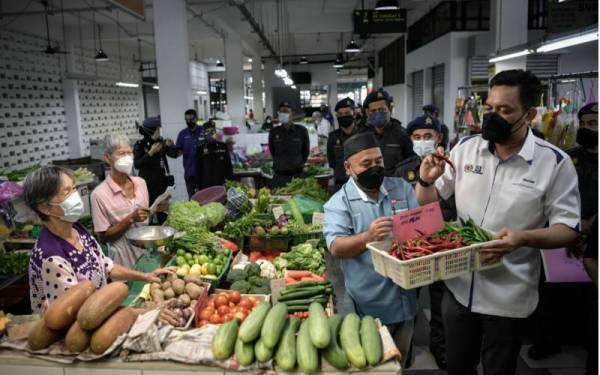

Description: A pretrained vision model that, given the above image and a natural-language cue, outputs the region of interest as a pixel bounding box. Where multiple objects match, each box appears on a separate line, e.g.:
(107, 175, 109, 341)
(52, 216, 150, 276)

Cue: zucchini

(211, 318, 239, 360)
(254, 338, 273, 362)
(308, 302, 330, 348)
(282, 281, 331, 292)
(235, 337, 255, 366)
(360, 316, 382, 366)
(275, 317, 301, 371)
(238, 302, 271, 343)
(322, 314, 348, 370)
(278, 286, 331, 301)
(341, 313, 367, 369)
(296, 319, 318, 374)
(285, 296, 328, 306)
(287, 305, 310, 313)
(289, 199, 305, 225)
(260, 302, 288, 349)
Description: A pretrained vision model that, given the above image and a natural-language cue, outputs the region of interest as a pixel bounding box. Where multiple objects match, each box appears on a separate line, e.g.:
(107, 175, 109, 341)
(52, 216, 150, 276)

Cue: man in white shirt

(313, 111, 331, 153)
(415, 70, 581, 375)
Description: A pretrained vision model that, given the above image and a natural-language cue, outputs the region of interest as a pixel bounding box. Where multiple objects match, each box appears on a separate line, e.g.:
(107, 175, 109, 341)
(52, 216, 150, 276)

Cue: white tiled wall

(0, 29, 143, 171)
(0, 29, 70, 171)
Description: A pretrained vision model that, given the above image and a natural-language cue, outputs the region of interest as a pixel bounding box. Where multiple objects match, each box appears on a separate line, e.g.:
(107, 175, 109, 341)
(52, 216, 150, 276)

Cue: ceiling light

(489, 49, 532, 63)
(216, 60, 224, 67)
(275, 67, 288, 78)
(291, 85, 297, 89)
(95, 49, 108, 62)
(345, 40, 361, 53)
(536, 30, 598, 53)
(152, 85, 159, 90)
(299, 56, 308, 64)
(248, 57, 253, 62)
(375, 0, 399, 10)
(197, 90, 207, 95)
(283, 77, 294, 86)
(333, 53, 344, 68)
(116, 82, 140, 88)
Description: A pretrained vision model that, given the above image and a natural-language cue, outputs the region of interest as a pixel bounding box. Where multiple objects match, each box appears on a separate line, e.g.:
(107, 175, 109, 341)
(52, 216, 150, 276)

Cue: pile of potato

(143, 274, 208, 328)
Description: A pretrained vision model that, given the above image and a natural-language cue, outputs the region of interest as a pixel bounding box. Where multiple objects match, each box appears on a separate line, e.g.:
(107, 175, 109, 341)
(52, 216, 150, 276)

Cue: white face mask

(114, 155, 134, 174)
(278, 112, 290, 124)
(413, 140, 436, 158)
(50, 191, 84, 223)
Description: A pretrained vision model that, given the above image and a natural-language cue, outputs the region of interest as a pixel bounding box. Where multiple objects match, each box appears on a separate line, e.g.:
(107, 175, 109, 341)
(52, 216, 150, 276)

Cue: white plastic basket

(368, 240, 502, 289)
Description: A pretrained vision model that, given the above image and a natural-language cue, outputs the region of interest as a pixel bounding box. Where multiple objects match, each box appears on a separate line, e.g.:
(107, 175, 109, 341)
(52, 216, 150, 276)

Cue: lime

(184, 253, 193, 261)
(198, 255, 209, 265)
(281, 227, 289, 235)
(176, 256, 187, 267)
(176, 249, 185, 256)
(271, 227, 280, 236)
(206, 263, 217, 275)
(216, 266, 223, 275)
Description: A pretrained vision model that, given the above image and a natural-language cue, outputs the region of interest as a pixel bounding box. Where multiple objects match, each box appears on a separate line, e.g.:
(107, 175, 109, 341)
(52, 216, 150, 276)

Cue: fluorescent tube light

(152, 85, 159, 90)
(116, 82, 139, 88)
(197, 90, 207, 95)
(489, 49, 532, 63)
(537, 30, 598, 53)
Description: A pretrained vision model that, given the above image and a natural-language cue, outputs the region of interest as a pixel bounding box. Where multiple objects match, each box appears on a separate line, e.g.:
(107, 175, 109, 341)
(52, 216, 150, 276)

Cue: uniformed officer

(569, 102, 598, 229)
(194, 120, 233, 190)
(327, 97, 364, 193)
(395, 114, 456, 370)
(363, 89, 414, 176)
(323, 132, 418, 368)
(268, 101, 310, 188)
(133, 116, 179, 223)
(423, 104, 450, 149)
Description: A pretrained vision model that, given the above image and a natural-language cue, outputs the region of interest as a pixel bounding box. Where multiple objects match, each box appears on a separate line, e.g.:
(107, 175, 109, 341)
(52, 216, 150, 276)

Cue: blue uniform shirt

(323, 177, 418, 324)
(176, 126, 205, 178)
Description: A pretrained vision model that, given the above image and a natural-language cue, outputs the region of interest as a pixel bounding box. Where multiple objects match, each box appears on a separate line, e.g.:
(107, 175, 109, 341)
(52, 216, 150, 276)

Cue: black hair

(23, 166, 74, 221)
(185, 109, 197, 117)
(489, 69, 541, 110)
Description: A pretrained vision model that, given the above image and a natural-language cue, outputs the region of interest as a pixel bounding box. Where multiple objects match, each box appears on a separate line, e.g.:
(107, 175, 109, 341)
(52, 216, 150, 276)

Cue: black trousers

(185, 176, 198, 198)
(429, 281, 446, 355)
(442, 288, 525, 375)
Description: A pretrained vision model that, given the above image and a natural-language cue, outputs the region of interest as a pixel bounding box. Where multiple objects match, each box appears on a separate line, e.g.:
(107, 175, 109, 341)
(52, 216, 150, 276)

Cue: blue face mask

(368, 111, 390, 129)
(412, 140, 436, 158)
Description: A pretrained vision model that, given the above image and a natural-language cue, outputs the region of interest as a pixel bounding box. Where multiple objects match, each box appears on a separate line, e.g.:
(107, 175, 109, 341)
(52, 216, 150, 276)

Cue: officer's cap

(363, 89, 392, 109)
(578, 102, 598, 121)
(407, 115, 441, 135)
(335, 97, 356, 112)
(278, 101, 293, 110)
(142, 116, 161, 130)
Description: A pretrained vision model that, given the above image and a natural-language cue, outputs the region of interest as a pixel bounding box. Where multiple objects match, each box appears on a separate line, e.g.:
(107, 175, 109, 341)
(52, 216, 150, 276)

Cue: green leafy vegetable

(171, 228, 218, 256)
(273, 242, 326, 276)
(166, 200, 226, 231)
(274, 177, 328, 202)
(0, 251, 29, 280)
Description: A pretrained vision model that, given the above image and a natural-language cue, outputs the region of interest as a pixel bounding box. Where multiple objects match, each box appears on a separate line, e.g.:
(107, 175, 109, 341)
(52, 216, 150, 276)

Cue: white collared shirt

(435, 130, 581, 318)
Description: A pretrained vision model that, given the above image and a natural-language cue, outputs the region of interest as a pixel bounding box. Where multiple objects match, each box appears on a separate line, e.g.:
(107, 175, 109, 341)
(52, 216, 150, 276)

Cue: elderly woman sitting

(24, 166, 169, 314)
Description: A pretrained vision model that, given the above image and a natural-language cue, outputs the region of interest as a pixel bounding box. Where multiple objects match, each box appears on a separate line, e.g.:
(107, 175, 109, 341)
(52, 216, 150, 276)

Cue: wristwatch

(417, 177, 433, 187)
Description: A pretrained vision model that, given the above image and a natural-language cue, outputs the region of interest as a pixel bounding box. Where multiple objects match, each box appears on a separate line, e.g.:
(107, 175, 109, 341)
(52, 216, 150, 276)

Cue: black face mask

(481, 111, 528, 144)
(577, 128, 598, 149)
(337, 115, 354, 128)
(186, 120, 196, 129)
(354, 165, 385, 191)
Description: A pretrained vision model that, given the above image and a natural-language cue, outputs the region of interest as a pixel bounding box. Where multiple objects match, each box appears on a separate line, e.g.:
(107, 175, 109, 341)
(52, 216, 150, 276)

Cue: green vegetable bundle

(171, 228, 218, 256)
(0, 251, 29, 280)
(274, 178, 328, 202)
(166, 200, 226, 232)
(273, 242, 326, 276)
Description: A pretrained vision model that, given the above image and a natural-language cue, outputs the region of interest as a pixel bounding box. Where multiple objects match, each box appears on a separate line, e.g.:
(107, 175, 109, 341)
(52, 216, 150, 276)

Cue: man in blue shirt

(323, 132, 418, 367)
(175, 109, 205, 197)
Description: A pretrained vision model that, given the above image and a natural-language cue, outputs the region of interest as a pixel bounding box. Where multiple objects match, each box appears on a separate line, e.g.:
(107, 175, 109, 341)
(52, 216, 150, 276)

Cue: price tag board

(272, 206, 284, 220)
(392, 202, 444, 243)
(312, 212, 325, 225)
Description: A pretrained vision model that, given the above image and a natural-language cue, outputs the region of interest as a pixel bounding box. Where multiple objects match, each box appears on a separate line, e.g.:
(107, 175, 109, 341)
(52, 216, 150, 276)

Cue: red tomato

(198, 319, 208, 327)
(238, 299, 253, 310)
(206, 299, 215, 308)
(209, 314, 223, 324)
(228, 301, 236, 308)
(223, 313, 233, 322)
(233, 311, 247, 321)
(248, 296, 257, 304)
(214, 295, 229, 308)
(217, 305, 230, 315)
(217, 292, 230, 303)
(228, 290, 241, 304)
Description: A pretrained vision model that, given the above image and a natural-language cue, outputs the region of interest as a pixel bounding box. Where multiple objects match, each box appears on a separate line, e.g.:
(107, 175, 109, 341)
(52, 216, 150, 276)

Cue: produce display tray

(289, 230, 324, 246)
(367, 239, 502, 289)
(247, 235, 289, 252)
(165, 250, 233, 291)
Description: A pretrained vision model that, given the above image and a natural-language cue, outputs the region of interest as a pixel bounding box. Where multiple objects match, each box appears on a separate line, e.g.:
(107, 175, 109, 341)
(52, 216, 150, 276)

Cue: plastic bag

(283, 194, 324, 217)
(0, 182, 23, 204)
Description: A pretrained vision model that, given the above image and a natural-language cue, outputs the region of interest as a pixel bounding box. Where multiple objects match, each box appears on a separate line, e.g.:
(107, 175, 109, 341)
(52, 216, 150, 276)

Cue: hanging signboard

(353, 9, 407, 34)
(547, 0, 597, 34)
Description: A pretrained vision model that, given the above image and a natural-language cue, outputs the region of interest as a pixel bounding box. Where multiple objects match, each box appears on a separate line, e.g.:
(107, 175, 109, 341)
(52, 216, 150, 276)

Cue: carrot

(300, 276, 321, 282)
(285, 277, 298, 284)
(286, 270, 312, 278)
(310, 274, 325, 281)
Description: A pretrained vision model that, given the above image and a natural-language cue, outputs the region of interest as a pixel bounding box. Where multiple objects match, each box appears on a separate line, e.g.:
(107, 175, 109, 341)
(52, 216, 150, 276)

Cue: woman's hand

(128, 208, 150, 223)
(144, 268, 175, 283)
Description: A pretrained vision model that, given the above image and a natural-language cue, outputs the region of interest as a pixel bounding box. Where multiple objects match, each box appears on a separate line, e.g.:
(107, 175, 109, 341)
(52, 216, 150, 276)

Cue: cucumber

(234, 337, 255, 366)
(254, 338, 273, 362)
(260, 302, 288, 349)
(282, 281, 331, 292)
(275, 317, 301, 371)
(360, 316, 382, 366)
(289, 199, 305, 225)
(287, 305, 310, 312)
(285, 296, 328, 306)
(211, 318, 239, 360)
(340, 313, 367, 369)
(322, 314, 348, 370)
(296, 319, 318, 374)
(238, 302, 271, 343)
(278, 286, 331, 301)
(308, 302, 330, 348)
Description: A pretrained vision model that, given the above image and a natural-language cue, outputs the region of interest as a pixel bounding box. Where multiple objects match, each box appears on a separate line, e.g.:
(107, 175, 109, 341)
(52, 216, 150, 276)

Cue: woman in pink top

(91, 134, 168, 268)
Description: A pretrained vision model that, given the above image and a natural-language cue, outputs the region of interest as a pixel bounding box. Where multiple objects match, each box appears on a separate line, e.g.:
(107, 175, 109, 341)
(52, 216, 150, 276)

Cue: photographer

(133, 116, 178, 223)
